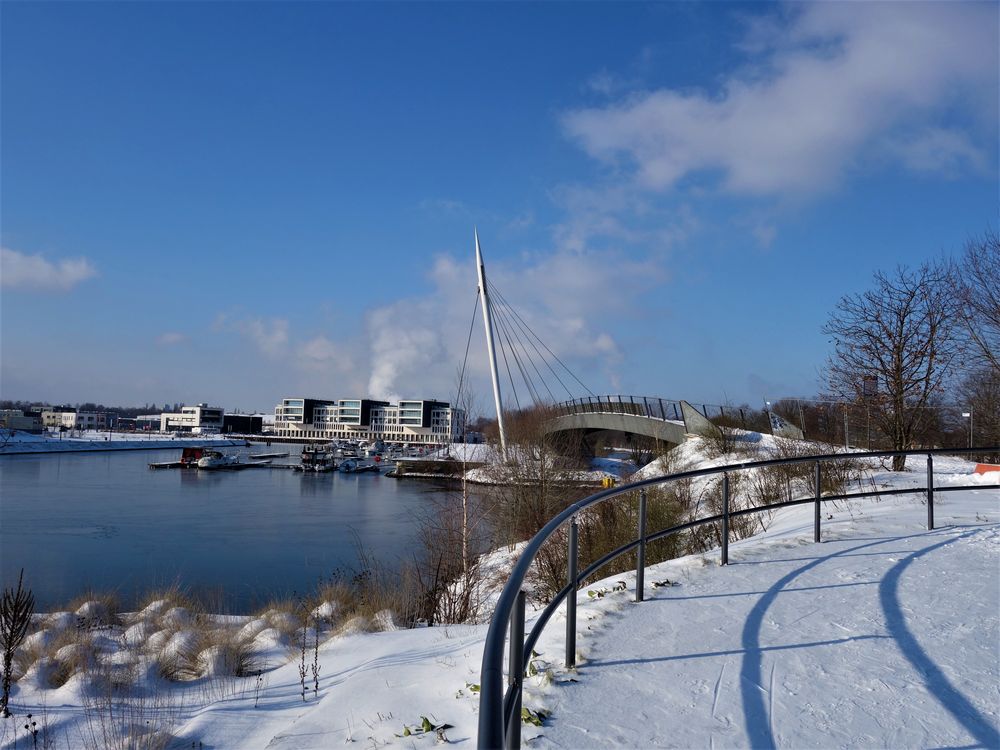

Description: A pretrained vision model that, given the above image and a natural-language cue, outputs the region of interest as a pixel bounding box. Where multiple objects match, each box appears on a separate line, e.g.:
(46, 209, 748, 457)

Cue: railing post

(721, 472, 730, 566)
(505, 589, 526, 750)
(814, 461, 822, 543)
(636, 489, 647, 602)
(566, 516, 578, 668)
(927, 453, 934, 530)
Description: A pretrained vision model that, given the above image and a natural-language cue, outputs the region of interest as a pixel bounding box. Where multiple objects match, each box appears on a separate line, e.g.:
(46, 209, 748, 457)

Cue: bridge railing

(477, 446, 999, 750)
(552, 395, 684, 422)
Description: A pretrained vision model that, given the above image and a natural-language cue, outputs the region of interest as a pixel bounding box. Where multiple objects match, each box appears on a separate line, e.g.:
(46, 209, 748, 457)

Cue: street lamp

(961, 410, 973, 449)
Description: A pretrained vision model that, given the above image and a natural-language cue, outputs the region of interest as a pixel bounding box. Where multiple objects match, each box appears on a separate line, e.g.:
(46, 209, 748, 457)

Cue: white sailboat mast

(475, 229, 508, 455)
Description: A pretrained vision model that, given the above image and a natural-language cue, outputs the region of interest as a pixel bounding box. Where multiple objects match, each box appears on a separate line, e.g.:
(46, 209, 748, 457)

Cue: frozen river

(0, 446, 461, 612)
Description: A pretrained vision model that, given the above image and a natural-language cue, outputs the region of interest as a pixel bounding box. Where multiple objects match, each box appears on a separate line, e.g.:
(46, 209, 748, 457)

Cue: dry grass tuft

(68, 591, 121, 628)
(133, 587, 196, 622)
(203, 630, 259, 678)
(155, 628, 206, 682)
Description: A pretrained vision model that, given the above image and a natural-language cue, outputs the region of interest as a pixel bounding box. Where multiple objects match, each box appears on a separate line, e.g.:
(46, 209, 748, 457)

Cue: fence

(477, 446, 999, 750)
(551, 396, 988, 455)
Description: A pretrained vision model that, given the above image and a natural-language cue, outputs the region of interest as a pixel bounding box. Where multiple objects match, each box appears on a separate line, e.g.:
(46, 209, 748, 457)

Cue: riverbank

(0, 428, 246, 455)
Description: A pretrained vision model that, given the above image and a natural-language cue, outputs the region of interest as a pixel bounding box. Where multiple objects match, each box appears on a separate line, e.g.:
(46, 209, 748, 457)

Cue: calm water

(0, 447, 457, 612)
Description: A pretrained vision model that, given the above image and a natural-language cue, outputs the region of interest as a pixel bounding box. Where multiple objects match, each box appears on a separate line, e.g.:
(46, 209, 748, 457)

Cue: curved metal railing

(550, 396, 776, 432)
(552, 396, 684, 422)
(477, 447, 1000, 749)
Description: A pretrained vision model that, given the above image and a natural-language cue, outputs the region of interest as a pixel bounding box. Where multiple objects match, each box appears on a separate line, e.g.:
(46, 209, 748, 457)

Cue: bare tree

(956, 230, 1000, 374)
(956, 366, 1000, 462)
(481, 405, 590, 601)
(413, 382, 497, 624)
(823, 263, 961, 470)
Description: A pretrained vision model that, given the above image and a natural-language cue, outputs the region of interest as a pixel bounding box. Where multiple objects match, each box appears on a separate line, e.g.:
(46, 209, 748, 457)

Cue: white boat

(339, 457, 381, 474)
(334, 441, 362, 458)
(197, 449, 241, 469)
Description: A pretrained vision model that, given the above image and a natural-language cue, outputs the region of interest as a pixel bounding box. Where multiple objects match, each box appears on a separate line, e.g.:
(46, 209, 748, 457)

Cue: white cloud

(215, 314, 290, 358)
(299, 335, 337, 363)
(244, 318, 289, 357)
(297, 335, 354, 375)
(1, 247, 97, 291)
(506, 211, 535, 232)
(752, 223, 777, 249)
(549, 182, 699, 257)
(563, 3, 996, 197)
(881, 127, 988, 176)
(418, 198, 470, 217)
(156, 332, 187, 346)
(586, 69, 629, 97)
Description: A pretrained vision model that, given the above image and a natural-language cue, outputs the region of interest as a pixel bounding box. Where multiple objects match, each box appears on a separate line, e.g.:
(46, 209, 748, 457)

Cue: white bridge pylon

(475, 229, 508, 455)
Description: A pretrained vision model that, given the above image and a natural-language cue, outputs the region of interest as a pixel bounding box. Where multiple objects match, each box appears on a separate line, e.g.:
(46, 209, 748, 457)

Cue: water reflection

(0, 455, 41, 479)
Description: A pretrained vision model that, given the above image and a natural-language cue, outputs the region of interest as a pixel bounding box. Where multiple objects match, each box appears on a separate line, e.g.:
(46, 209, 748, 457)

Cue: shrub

(1, 570, 34, 717)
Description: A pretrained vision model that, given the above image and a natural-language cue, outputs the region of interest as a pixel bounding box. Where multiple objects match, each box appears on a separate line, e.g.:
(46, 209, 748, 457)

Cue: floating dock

(148, 460, 192, 469)
(197, 461, 273, 471)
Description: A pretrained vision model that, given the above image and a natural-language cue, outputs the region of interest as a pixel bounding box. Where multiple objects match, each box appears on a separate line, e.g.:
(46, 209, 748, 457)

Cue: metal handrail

(551, 396, 684, 422)
(477, 446, 1000, 749)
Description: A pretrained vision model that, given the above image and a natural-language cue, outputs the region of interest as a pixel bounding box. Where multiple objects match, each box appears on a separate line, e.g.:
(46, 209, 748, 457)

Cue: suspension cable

(489, 282, 567, 402)
(492, 304, 522, 412)
(492, 299, 538, 407)
(489, 280, 596, 398)
(491, 294, 553, 405)
(453, 290, 481, 425)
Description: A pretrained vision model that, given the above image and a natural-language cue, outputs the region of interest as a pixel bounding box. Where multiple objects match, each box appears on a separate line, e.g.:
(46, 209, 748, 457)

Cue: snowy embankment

(1, 441, 996, 749)
(0, 429, 244, 454)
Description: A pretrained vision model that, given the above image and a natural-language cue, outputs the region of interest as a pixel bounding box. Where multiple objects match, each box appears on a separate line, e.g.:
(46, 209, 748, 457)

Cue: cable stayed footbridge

(460, 233, 797, 452)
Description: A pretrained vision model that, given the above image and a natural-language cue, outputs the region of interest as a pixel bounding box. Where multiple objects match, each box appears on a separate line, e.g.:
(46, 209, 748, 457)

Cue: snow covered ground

(0, 428, 244, 454)
(1, 445, 996, 749)
(531, 484, 999, 749)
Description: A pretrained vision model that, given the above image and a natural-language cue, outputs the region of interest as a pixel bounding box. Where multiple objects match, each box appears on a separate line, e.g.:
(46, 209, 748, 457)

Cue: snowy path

(531, 491, 1000, 749)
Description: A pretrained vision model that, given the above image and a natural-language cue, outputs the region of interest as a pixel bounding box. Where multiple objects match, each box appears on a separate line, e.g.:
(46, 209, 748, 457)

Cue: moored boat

(197, 449, 241, 470)
(339, 457, 380, 473)
(294, 443, 337, 472)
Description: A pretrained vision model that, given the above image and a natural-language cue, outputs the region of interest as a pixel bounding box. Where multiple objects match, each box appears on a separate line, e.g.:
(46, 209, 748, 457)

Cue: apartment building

(41, 409, 108, 431)
(273, 396, 464, 444)
(159, 404, 225, 433)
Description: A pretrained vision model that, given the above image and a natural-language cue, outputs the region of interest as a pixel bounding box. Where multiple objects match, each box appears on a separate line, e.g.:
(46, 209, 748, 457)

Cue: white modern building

(273, 396, 464, 444)
(41, 410, 107, 431)
(159, 404, 225, 433)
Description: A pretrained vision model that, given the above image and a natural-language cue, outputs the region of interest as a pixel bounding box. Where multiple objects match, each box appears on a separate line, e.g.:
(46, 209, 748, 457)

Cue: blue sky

(2, 1, 997, 415)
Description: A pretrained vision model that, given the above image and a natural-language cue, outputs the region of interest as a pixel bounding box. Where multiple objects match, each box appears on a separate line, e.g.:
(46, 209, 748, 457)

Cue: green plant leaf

(521, 707, 547, 727)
